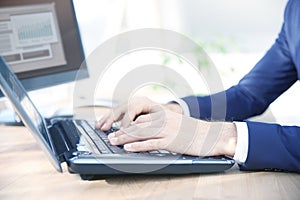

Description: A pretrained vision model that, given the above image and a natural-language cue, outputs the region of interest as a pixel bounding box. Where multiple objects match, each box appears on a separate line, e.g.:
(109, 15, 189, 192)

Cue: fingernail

(107, 133, 115, 139)
(101, 123, 107, 130)
(124, 144, 132, 151)
(109, 137, 118, 144)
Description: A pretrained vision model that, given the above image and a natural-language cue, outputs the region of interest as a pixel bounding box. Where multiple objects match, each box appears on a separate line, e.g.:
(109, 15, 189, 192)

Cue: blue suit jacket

(182, 0, 300, 173)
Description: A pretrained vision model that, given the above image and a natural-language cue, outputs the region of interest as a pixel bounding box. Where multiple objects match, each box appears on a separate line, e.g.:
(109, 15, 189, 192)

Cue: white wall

(71, 0, 300, 125)
(74, 0, 287, 54)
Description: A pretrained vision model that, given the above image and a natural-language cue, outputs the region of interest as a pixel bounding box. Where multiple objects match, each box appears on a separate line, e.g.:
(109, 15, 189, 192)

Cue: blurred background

(24, 0, 300, 125)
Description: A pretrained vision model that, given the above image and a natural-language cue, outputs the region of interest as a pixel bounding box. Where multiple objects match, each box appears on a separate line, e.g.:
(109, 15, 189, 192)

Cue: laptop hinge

(48, 123, 76, 163)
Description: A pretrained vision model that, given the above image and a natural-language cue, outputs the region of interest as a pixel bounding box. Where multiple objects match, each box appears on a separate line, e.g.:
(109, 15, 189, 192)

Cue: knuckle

(147, 140, 160, 150)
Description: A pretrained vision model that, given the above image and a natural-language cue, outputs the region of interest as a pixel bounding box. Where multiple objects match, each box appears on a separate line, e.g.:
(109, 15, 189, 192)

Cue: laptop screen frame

(0, 56, 62, 172)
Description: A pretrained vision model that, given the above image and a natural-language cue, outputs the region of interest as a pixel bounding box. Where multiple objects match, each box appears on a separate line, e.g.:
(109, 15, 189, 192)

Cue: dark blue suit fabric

(182, 0, 300, 173)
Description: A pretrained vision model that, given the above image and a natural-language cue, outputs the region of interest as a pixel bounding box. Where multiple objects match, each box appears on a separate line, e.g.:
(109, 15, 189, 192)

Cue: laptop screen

(8, 71, 45, 132)
(0, 56, 62, 172)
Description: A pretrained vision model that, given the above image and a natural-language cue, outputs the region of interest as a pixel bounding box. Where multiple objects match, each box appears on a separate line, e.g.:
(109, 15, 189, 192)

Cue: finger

(107, 129, 125, 140)
(97, 114, 115, 131)
(124, 139, 163, 152)
(119, 110, 135, 129)
(95, 114, 110, 129)
(108, 127, 146, 146)
(108, 121, 164, 146)
(108, 131, 139, 146)
(96, 104, 127, 131)
(134, 111, 164, 126)
(134, 114, 153, 124)
(122, 105, 165, 129)
(120, 97, 154, 128)
(120, 120, 163, 141)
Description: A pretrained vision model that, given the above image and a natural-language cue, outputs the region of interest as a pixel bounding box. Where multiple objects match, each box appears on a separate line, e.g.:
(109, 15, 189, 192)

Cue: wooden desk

(1, 119, 300, 199)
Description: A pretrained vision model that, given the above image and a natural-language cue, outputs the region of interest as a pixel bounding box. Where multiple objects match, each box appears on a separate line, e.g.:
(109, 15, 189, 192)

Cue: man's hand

(95, 97, 237, 157)
(95, 97, 182, 131)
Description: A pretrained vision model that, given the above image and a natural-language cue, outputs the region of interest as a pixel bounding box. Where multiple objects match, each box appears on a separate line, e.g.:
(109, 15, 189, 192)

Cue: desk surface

(1, 109, 300, 199)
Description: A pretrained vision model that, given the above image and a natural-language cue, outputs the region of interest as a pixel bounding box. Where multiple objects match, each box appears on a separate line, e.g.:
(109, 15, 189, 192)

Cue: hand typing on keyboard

(95, 97, 237, 158)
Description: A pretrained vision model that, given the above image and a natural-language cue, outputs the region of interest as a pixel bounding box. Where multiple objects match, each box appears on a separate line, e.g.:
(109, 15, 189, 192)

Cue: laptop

(0, 56, 235, 180)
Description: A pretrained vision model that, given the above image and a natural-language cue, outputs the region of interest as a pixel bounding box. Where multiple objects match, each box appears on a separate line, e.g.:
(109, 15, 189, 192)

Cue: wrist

(207, 122, 237, 157)
(164, 103, 183, 114)
(219, 122, 237, 157)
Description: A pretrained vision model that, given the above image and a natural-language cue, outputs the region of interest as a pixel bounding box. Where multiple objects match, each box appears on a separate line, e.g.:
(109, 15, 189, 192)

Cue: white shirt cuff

(170, 99, 190, 116)
(233, 121, 249, 164)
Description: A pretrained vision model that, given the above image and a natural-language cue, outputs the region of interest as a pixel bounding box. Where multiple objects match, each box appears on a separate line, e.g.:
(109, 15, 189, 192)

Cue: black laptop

(0, 56, 235, 180)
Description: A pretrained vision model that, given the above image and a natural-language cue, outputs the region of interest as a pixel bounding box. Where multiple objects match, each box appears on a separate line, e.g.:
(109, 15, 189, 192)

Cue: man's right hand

(95, 96, 237, 157)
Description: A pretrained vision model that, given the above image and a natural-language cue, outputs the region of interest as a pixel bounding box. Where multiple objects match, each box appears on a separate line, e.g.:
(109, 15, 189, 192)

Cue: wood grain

(1, 123, 300, 200)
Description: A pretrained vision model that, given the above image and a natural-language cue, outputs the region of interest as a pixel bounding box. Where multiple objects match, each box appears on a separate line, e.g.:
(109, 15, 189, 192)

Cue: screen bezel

(0, 56, 62, 172)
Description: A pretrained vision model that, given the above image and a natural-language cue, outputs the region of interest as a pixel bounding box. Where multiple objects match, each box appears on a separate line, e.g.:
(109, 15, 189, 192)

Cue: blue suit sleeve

(182, 0, 300, 172)
(239, 121, 300, 173)
(182, 21, 297, 121)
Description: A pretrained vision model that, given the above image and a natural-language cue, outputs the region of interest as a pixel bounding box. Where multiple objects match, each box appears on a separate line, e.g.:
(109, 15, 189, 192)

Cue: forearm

(165, 101, 238, 157)
(180, 119, 237, 157)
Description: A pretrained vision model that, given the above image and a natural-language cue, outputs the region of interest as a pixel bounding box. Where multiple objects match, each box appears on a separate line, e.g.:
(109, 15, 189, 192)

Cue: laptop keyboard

(79, 120, 125, 154)
(58, 119, 176, 157)
(60, 119, 121, 154)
